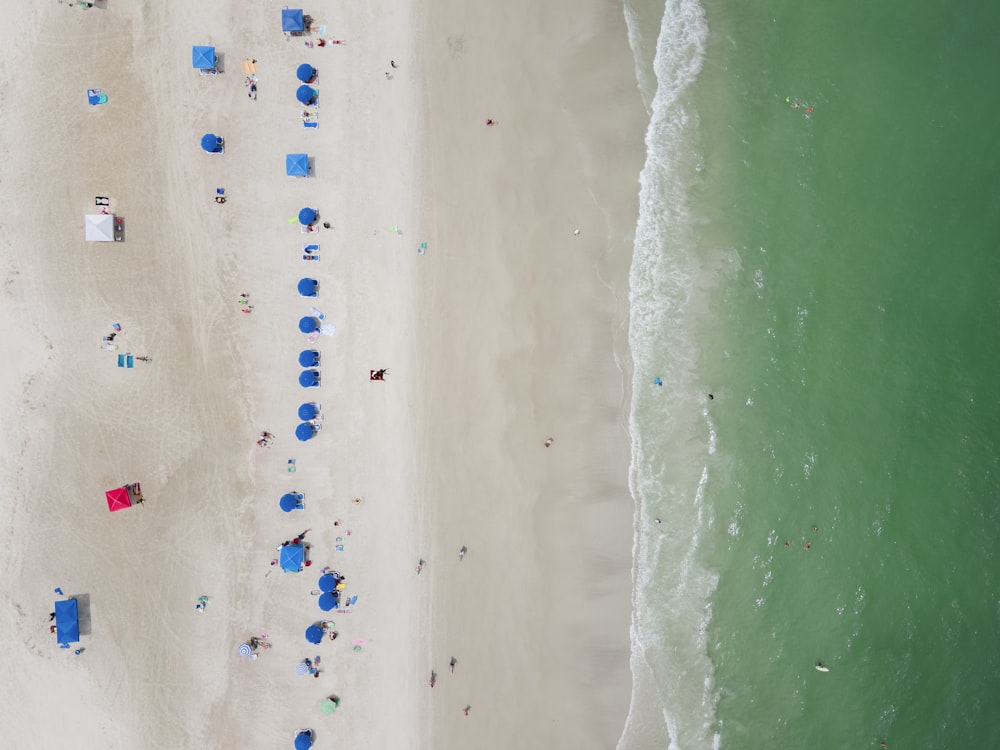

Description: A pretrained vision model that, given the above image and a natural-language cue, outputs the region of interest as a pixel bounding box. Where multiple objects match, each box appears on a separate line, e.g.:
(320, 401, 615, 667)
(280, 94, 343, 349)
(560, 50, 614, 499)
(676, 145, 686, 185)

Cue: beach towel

(126, 354, 134, 368)
(303, 121, 318, 129)
(117, 354, 125, 367)
(241, 59, 257, 75)
(320, 324, 336, 337)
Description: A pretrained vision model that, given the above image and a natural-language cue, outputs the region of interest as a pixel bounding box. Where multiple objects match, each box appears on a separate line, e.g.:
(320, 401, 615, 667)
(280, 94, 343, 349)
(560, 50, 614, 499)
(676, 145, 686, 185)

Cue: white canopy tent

(85, 214, 115, 242)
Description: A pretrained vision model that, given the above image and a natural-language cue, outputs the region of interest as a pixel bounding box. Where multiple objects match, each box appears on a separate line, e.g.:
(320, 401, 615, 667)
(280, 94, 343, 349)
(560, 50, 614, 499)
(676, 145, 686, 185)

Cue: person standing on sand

(544, 437, 554, 447)
(458, 545, 467, 560)
(463, 705, 471, 716)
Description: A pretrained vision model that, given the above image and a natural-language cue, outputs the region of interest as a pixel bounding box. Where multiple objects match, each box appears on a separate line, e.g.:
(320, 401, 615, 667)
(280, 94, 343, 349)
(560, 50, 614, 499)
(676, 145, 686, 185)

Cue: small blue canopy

(318, 591, 338, 611)
(318, 573, 338, 592)
(298, 402, 319, 420)
(282, 8, 305, 33)
(280, 543, 305, 572)
(286, 153, 309, 177)
(296, 63, 316, 83)
(298, 316, 319, 333)
(296, 85, 317, 105)
(299, 370, 320, 388)
(201, 133, 223, 153)
(296, 422, 317, 442)
(192, 45, 216, 70)
(305, 624, 324, 644)
(279, 492, 302, 513)
(298, 207, 317, 226)
(298, 350, 319, 367)
(297, 278, 318, 297)
(54, 599, 80, 644)
(294, 731, 314, 750)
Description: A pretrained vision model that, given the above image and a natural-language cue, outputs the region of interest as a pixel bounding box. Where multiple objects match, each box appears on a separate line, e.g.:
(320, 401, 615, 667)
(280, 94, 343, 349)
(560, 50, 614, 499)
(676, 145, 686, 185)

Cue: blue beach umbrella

(305, 624, 324, 644)
(318, 573, 337, 592)
(298, 207, 317, 226)
(294, 731, 314, 750)
(282, 8, 305, 33)
(200, 133, 223, 153)
(279, 492, 302, 512)
(296, 63, 316, 83)
(296, 422, 317, 442)
(297, 278, 318, 297)
(298, 350, 320, 368)
(318, 592, 338, 611)
(192, 46, 216, 70)
(280, 543, 305, 572)
(299, 370, 320, 388)
(286, 153, 309, 177)
(296, 85, 317, 105)
(298, 402, 319, 421)
(298, 316, 319, 334)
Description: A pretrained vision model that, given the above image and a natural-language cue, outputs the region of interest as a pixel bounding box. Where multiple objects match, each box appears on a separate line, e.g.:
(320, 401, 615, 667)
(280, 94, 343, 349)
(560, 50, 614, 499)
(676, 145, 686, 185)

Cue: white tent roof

(85, 214, 115, 242)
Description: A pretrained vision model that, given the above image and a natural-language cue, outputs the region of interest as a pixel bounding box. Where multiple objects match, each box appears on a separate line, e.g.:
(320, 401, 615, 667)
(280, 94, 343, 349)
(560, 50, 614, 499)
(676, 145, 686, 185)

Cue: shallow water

(619, 0, 1000, 747)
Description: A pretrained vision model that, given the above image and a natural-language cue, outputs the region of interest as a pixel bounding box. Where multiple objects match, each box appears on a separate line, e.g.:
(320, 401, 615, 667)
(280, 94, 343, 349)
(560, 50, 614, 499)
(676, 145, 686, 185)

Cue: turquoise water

(620, 1, 1000, 748)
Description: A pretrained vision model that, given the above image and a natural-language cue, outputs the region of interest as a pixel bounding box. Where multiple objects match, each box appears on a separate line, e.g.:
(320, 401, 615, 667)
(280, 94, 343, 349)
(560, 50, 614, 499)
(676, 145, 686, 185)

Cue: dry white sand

(0, 0, 644, 747)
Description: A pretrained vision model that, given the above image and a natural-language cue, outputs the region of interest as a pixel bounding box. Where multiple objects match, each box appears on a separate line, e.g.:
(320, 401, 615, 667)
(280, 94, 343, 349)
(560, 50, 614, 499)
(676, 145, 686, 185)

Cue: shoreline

(414, 0, 645, 746)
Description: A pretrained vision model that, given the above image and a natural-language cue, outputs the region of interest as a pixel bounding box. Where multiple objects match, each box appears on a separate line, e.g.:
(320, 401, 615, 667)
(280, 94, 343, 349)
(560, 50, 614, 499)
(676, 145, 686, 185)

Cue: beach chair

(117, 354, 125, 368)
(126, 354, 134, 368)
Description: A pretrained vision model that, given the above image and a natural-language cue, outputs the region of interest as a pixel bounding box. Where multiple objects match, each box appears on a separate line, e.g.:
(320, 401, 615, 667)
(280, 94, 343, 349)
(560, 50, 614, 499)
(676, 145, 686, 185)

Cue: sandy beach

(0, 1, 644, 747)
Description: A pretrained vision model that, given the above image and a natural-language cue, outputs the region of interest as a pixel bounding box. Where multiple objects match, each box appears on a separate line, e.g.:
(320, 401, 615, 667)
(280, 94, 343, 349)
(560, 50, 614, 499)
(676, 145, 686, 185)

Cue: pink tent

(106, 485, 134, 512)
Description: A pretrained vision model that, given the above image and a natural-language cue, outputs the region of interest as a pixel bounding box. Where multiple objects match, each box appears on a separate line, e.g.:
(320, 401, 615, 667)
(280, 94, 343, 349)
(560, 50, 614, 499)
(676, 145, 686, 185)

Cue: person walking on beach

(458, 545, 467, 561)
(463, 705, 471, 716)
(449, 657, 457, 673)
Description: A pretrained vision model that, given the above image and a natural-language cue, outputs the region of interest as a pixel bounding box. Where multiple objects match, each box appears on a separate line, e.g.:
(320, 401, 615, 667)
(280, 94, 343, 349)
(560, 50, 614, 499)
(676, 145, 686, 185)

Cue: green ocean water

(620, 1, 1000, 748)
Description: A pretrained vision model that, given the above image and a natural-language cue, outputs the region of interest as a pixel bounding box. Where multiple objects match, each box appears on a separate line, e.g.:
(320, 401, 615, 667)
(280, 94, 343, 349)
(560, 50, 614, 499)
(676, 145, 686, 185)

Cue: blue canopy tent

(294, 731, 314, 750)
(286, 153, 309, 177)
(318, 573, 338, 592)
(296, 85, 318, 105)
(298, 402, 319, 420)
(305, 624, 324, 644)
(297, 278, 318, 297)
(192, 45, 217, 71)
(282, 8, 305, 33)
(298, 207, 317, 226)
(296, 63, 316, 83)
(299, 370, 320, 388)
(201, 133, 224, 153)
(296, 422, 317, 442)
(280, 543, 305, 572)
(280, 492, 304, 512)
(318, 591, 339, 611)
(299, 316, 319, 334)
(54, 599, 80, 645)
(298, 350, 320, 367)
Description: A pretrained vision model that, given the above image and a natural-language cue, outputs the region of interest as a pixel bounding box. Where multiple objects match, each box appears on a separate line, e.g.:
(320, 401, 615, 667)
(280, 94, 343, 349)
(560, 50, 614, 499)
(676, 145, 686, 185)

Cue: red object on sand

(105, 486, 133, 512)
